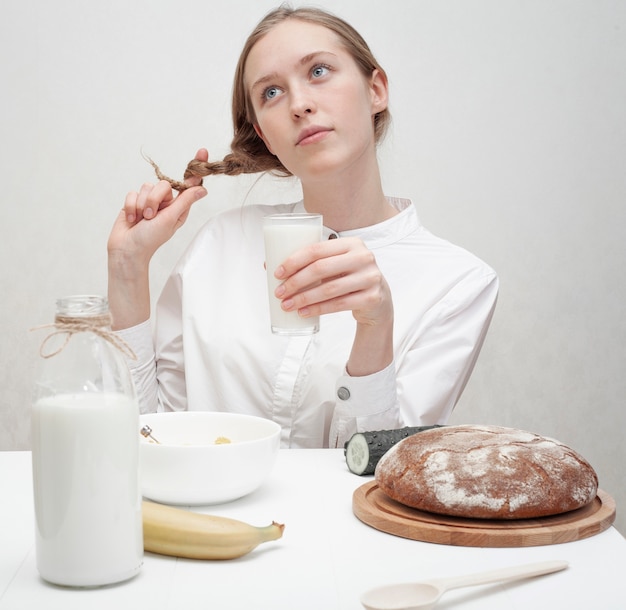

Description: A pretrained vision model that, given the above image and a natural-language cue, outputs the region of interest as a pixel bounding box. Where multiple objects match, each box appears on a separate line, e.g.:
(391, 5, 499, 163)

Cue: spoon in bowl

(360, 559, 568, 610)
(140, 425, 161, 444)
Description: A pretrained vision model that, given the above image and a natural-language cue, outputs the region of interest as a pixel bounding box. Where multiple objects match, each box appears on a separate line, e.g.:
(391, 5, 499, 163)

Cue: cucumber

(344, 425, 443, 475)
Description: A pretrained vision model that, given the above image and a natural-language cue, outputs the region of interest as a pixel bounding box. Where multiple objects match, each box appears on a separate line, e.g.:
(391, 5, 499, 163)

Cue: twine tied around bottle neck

(32, 313, 137, 360)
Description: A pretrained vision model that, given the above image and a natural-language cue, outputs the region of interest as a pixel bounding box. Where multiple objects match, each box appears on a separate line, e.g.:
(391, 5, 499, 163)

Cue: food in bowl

(144, 435, 232, 446)
(139, 412, 281, 505)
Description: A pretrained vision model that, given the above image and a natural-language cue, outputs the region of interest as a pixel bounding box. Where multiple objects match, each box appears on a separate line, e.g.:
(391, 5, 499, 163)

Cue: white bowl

(139, 412, 281, 505)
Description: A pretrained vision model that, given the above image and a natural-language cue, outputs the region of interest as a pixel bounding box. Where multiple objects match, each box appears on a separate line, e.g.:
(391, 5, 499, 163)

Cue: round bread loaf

(375, 424, 598, 519)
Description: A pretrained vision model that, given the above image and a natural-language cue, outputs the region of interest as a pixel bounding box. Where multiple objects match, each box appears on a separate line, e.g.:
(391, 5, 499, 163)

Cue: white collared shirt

(117, 198, 498, 448)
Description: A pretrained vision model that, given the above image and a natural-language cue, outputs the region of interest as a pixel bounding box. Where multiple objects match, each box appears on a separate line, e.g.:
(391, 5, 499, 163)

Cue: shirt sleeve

(114, 262, 189, 415)
(329, 267, 499, 448)
(115, 320, 159, 414)
(396, 268, 498, 425)
(151, 268, 188, 413)
(329, 361, 402, 448)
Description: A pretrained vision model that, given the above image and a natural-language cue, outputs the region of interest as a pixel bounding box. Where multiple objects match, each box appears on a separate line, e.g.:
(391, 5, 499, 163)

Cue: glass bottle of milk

(31, 295, 143, 587)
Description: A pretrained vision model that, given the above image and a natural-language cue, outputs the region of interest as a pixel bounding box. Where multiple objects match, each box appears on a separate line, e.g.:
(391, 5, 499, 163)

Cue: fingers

(274, 238, 362, 295)
(274, 238, 392, 321)
(274, 239, 344, 278)
(184, 148, 209, 188)
(123, 191, 139, 224)
(124, 149, 210, 223)
(124, 181, 173, 224)
(159, 184, 207, 229)
(123, 180, 207, 227)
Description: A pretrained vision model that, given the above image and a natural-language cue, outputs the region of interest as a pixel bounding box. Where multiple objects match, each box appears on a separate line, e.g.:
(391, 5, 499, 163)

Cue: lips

(296, 125, 332, 146)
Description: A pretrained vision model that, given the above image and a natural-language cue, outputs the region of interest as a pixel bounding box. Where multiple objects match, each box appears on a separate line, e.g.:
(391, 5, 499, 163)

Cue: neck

(300, 156, 395, 232)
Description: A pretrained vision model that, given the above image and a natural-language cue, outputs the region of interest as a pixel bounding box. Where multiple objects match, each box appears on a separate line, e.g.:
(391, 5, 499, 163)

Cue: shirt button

(328, 232, 338, 240)
(337, 386, 351, 400)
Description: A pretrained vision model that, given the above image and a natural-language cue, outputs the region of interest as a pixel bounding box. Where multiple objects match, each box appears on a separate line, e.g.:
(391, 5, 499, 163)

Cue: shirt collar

(310, 197, 419, 249)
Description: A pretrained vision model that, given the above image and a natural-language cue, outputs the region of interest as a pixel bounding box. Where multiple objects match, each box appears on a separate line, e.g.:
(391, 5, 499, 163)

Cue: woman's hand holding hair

(107, 149, 208, 330)
(274, 237, 394, 376)
(110, 180, 207, 264)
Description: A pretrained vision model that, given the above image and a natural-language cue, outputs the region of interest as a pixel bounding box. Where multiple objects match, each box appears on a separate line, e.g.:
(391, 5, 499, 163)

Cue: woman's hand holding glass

(275, 237, 393, 325)
(275, 236, 394, 376)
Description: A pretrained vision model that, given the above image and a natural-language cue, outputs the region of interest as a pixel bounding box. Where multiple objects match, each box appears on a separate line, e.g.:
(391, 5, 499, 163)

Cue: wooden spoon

(360, 560, 568, 610)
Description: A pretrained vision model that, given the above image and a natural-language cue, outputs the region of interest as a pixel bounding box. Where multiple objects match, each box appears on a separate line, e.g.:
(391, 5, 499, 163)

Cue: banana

(142, 500, 285, 560)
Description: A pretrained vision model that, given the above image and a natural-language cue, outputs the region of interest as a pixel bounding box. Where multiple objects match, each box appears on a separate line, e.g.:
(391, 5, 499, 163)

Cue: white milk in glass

(263, 214, 322, 334)
(31, 392, 143, 587)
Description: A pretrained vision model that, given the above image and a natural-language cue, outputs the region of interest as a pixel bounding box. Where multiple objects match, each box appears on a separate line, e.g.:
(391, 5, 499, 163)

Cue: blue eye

(263, 86, 280, 100)
(311, 64, 330, 79)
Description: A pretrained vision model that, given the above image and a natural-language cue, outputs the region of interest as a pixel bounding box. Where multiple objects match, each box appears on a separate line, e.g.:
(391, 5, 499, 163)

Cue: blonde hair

(158, 5, 390, 190)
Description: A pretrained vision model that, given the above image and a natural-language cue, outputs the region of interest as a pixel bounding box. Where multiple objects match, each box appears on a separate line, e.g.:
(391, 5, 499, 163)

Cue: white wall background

(1, 0, 624, 534)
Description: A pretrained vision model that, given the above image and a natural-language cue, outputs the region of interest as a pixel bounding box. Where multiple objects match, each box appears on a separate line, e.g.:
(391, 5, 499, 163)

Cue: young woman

(108, 6, 498, 448)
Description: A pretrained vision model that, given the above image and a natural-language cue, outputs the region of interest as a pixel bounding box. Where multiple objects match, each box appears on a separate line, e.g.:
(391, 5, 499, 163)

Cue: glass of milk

(263, 213, 323, 335)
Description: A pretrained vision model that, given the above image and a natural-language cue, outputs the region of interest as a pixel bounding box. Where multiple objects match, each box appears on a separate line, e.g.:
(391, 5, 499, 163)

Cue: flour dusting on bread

(375, 425, 598, 519)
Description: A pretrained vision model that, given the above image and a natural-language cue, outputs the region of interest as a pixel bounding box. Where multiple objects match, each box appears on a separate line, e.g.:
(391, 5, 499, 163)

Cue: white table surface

(1, 449, 624, 609)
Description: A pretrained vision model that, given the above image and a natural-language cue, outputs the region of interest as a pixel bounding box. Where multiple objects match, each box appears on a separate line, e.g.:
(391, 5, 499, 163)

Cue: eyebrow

(249, 51, 338, 94)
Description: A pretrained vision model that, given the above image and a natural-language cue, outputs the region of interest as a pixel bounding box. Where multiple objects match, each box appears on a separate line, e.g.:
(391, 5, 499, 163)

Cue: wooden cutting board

(353, 481, 616, 547)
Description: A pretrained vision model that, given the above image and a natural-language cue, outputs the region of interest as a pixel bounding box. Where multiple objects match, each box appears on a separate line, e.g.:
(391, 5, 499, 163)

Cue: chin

(292, 153, 352, 182)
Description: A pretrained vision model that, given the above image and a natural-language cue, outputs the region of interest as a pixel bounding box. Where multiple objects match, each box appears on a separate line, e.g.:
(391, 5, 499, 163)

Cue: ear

(369, 69, 389, 115)
(253, 124, 275, 155)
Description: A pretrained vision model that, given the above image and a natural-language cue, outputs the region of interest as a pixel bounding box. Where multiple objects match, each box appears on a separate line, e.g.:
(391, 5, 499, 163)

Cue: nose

(290, 86, 316, 119)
